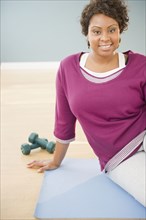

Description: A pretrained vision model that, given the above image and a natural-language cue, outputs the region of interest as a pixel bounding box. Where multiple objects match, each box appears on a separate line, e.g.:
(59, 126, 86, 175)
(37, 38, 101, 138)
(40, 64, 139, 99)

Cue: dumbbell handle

(33, 138, 55, 153)
(34, 137, 48, 147)
(30, 143, 40, 149)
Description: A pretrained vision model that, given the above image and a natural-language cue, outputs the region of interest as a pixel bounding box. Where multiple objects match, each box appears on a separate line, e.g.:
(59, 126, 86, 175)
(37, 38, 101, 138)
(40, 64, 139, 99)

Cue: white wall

(1, 0, 145, 62)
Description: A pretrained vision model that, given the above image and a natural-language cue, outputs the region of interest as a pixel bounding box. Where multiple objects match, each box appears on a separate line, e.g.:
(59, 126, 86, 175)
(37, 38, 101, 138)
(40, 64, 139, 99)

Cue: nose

(100, 32, 110, 41)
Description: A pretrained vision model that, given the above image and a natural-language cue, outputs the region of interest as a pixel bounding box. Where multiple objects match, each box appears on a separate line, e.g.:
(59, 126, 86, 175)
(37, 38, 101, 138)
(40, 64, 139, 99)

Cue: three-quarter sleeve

(54, 63, 77, 143)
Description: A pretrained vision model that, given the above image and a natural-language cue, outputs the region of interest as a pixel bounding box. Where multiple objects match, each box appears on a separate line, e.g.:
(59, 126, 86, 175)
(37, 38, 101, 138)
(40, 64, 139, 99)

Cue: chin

(98, 51, 114, 57)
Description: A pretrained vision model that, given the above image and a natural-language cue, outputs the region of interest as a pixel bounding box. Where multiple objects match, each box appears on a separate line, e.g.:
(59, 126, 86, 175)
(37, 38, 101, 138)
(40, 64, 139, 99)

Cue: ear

(87, 41, 90, 49)
(87, 35, 90, 49)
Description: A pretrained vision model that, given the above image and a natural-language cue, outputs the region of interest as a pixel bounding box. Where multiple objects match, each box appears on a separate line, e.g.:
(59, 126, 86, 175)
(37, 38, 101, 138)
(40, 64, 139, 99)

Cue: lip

(99, 44, 112, 47)
(98, 44, 112, 50)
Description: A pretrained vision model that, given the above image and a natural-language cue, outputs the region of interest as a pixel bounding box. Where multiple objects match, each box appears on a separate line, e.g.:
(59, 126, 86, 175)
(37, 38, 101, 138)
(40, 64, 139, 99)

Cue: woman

(27, 0, 146, 207)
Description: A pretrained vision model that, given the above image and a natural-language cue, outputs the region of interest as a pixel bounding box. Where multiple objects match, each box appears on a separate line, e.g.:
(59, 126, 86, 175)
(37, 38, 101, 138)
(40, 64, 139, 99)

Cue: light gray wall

(1, 0, 145, 62)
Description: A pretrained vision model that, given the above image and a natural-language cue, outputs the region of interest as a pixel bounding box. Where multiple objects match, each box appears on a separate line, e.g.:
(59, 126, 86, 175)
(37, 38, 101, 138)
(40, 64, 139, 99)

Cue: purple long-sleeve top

(54, 50, 146, 170)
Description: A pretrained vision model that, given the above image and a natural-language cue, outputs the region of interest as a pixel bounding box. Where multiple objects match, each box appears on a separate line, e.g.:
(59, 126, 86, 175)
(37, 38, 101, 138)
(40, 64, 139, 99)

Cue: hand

(27, 160, 60, 173)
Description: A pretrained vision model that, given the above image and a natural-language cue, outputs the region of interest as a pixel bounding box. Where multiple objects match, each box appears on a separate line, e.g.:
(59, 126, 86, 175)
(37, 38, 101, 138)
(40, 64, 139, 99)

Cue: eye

(92, 30, 101, 35)
(109, 28, 116, 33)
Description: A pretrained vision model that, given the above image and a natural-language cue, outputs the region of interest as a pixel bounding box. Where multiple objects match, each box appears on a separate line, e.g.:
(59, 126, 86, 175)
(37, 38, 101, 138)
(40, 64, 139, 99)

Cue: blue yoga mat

(34, 158, 146, 219)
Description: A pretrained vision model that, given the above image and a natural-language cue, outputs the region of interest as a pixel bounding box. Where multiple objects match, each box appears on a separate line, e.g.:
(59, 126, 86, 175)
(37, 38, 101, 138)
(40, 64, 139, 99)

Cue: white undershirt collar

(80, 52, 126, 78)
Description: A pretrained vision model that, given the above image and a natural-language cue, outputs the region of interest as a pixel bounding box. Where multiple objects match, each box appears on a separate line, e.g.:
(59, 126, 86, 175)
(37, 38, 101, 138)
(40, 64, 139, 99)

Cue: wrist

(51, 159, 61, 167)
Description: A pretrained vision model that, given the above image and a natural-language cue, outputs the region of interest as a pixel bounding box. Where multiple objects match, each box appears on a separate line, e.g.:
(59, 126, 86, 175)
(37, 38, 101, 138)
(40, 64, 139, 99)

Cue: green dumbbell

(28, 132, 55, 154)
(21, 142, 46, 155)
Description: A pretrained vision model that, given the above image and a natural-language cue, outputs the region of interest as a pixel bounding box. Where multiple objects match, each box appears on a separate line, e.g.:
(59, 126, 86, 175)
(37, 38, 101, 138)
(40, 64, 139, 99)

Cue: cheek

(114, 36, 121, 45)
(89, 36, 99, 45)
(88, 32, 98, 42)
(109, 34, 120, 46)
(114, 32, 120, 42)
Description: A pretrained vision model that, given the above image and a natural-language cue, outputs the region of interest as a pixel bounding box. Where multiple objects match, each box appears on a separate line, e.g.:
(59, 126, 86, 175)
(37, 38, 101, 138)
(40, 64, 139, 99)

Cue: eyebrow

(90, 24, 118, 29)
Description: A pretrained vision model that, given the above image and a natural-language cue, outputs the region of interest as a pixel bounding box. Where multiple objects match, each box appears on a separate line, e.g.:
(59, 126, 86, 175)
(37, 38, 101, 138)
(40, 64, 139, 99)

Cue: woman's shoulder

(57, 52, 83, 78)
(124, 50, 146, 69)
(124, 50, 146, 60)
(124, 51, 146, 79)
(60, 52, 83, 66)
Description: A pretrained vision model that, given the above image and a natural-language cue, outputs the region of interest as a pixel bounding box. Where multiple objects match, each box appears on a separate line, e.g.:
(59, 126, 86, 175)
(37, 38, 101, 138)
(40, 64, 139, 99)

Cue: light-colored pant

(107, 135, 146, 207)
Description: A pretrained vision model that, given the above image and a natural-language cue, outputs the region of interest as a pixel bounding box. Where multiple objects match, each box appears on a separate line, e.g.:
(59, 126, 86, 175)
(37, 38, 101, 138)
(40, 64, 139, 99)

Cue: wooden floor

(1, 63, 143, 220)
(1, 63, 95, 220)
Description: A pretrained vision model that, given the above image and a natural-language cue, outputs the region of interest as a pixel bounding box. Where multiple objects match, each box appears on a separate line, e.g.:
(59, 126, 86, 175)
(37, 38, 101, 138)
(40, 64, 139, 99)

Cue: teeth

(99, 45, 111, 48)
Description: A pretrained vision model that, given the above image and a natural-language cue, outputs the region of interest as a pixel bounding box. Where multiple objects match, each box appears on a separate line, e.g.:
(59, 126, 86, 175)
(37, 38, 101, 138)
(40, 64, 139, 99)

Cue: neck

(86, 51, 119, 73)
(90, 51, 118, 65)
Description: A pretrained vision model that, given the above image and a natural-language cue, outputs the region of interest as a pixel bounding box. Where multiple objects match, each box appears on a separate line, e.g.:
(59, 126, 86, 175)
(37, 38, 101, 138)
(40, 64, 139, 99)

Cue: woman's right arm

(27, 141, 69, 173)
(27, 63, 76, 173)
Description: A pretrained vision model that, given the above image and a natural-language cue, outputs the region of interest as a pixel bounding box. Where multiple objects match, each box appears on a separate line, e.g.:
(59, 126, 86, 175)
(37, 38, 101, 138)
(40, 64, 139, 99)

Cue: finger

(37, 164, 58, 173)
(27, 160, 37, 166)
(27, 160, 44, 168)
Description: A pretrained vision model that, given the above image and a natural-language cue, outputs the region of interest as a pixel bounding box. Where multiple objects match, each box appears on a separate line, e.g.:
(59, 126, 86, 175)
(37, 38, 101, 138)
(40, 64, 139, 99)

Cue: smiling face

(88, 14, 120, 58)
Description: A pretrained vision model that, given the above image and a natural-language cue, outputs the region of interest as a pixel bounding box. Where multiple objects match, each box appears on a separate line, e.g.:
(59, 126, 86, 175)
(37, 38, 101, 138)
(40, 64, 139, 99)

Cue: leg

(143, 133, 146, 151)
(107, 151, 146, 207)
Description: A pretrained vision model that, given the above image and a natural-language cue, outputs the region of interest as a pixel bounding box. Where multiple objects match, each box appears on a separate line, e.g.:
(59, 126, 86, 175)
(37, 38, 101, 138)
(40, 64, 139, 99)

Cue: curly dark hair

(80, 0, 129, 36)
